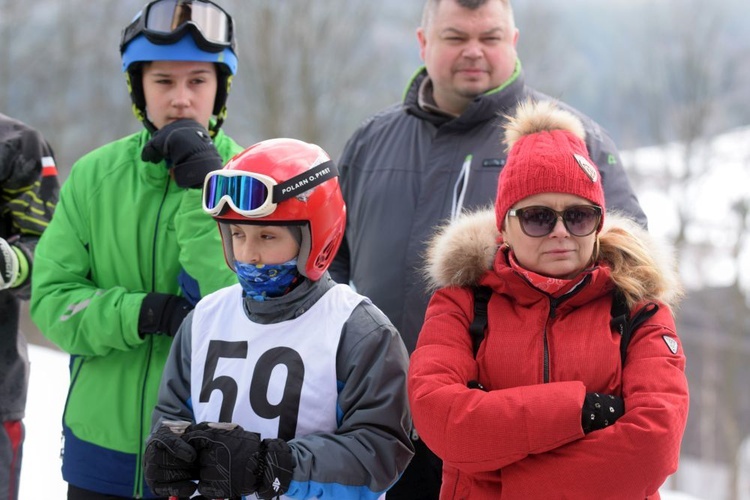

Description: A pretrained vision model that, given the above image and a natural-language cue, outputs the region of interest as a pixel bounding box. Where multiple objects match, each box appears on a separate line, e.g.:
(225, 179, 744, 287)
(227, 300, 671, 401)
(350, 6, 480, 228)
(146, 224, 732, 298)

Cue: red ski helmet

(202, 138, 346, 281)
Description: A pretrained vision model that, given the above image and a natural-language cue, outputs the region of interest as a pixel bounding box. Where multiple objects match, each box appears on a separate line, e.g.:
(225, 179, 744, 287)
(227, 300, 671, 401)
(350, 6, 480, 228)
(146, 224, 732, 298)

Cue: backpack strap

(609, 289, 660, 364)
(609, 289, 631, 363)
(469, 286, 493, 358)
(470, 286, 660, 372)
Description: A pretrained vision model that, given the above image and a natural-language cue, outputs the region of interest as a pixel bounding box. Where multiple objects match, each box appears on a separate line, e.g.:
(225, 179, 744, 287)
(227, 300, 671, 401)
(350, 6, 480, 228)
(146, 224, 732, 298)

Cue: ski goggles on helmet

(121, 0, 235, 54)
(203, 161, 339, 218)
(508, 205, 602, 237)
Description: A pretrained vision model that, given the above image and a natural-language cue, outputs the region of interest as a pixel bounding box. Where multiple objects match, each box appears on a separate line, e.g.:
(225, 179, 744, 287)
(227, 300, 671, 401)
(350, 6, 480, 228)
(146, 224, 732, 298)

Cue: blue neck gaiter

(234, 258, 300, 302)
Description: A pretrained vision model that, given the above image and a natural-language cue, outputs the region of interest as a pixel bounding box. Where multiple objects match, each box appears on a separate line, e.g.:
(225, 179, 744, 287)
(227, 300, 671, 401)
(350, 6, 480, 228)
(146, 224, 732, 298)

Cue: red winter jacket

(408, 211, 689, 500)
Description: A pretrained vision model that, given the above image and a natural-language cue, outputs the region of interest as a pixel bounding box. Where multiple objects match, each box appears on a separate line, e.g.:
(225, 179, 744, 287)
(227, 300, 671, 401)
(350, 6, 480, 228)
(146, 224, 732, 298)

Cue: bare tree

(620, 2, 750, 497)
(223, 0, 419, 156)
(514, 3, 591, 103)
(0, 1, 142, 172)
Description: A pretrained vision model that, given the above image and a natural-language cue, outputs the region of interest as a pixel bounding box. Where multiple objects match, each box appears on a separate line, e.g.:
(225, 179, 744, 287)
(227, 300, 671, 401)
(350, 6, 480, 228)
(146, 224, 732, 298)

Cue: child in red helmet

(143, 138, 414, 500)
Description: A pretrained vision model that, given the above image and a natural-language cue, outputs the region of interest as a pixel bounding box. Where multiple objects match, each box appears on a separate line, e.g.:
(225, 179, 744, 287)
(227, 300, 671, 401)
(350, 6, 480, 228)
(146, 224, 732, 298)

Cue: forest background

(2, 1, 749, 499)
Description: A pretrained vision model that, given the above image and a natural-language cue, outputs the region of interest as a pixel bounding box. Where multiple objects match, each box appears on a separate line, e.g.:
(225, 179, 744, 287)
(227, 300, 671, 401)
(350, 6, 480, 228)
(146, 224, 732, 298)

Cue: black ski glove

(138, 292, 193, 337)
(143, 421, 199, 498)
(255, 438, 295, 500)
(141, 118, 223, 188)
(184, 422, 263, 499)
(581, 392, 625, 434)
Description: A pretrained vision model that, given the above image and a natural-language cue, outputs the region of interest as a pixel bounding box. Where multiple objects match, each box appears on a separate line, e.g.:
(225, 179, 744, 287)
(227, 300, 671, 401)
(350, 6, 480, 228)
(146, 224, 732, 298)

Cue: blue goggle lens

(204, 174, 270, 213)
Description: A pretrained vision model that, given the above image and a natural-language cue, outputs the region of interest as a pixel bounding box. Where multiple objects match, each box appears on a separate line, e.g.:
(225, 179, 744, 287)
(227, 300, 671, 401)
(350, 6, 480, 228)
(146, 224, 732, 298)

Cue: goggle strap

(273, 161, 338, 203)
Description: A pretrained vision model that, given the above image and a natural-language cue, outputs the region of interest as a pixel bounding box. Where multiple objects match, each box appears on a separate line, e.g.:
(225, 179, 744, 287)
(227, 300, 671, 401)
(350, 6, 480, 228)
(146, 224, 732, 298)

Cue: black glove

(138, 292, 193, 337)
(0, 237, 20, 290)
(581, 392, 625, 434)
(184, 422, 263, 499)
(141, 118, 223, 188)
(255, 438, 295, 500)
(143, 421, 199, 498)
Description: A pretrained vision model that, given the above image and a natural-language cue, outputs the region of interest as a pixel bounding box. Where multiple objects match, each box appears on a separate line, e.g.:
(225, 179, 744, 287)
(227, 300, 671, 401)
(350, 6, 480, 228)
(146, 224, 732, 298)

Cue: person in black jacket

(329, 1, 648, 499)
(0, 112, 59, 500)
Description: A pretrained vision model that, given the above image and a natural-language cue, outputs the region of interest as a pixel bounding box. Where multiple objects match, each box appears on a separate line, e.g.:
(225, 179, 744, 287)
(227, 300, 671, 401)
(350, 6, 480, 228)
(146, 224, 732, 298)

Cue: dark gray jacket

(0, 113, 58, 421)
(330, 65, 646, 353)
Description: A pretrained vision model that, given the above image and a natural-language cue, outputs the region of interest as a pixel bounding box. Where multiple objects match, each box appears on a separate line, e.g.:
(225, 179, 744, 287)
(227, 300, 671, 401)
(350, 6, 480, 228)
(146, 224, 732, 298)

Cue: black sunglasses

(508, 205, 602, 237)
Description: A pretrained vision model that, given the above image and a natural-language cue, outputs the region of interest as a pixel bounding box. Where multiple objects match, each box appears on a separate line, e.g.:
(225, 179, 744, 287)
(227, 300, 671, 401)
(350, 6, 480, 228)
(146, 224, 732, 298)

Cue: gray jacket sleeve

(329, 126, 362, 286)
(151, 310, 195, 430)
(287, 299, 415, 497)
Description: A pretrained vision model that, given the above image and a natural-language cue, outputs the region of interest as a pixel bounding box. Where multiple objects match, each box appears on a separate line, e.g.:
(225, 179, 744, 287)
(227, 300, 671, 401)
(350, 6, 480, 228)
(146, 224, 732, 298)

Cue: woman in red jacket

(408, 99, 689, 499)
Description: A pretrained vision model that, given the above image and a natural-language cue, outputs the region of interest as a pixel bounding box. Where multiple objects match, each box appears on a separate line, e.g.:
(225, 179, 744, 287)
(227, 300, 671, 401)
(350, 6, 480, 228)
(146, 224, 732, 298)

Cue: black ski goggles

(507, 205, 602, 237)
(121, 0, 234, 53)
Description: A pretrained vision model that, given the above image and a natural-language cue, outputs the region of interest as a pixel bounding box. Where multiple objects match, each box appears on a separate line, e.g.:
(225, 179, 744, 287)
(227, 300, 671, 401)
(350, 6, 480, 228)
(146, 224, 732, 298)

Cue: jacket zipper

(133, 179, 171, 498)
(542, 275, 592, 384)
(543, 298, 559, 383)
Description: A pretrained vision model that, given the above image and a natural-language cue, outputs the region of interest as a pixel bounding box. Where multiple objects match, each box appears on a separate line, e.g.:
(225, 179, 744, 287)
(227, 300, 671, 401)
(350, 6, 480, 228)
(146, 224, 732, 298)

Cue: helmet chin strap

(297, 227, 312, 278)
(141, 115, 158, 135)
(126, 63, 228, 137)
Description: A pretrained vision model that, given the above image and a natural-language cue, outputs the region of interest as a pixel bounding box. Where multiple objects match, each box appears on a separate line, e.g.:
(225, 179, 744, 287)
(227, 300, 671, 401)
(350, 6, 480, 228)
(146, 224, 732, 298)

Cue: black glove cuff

(582, 392, 625, 434)
(139, 293, 193, 337)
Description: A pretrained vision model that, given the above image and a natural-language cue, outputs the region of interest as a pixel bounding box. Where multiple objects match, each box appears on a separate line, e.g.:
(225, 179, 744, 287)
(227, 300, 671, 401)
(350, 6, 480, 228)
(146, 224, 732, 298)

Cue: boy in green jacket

(30, 1, 242, 497)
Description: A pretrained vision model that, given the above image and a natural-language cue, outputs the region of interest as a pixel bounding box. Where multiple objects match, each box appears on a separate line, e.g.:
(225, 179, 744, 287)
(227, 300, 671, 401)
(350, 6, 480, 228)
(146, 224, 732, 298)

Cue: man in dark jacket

(0, 112, 59, 500)
(328, 1, 647, 498)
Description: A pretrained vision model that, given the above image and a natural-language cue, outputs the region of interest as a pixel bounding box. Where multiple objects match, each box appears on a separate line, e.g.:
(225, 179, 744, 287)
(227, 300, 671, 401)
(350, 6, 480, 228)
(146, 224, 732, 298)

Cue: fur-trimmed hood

(424, 209, 683, 310)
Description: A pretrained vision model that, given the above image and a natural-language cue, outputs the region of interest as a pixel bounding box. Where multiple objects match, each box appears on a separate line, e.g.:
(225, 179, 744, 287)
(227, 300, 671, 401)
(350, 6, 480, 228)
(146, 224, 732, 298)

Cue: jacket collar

(481, 248, 612, 310)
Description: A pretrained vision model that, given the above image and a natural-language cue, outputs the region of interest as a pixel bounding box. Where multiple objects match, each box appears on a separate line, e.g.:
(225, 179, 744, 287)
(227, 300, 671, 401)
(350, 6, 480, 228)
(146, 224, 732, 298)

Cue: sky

(19, 344, 703, 499)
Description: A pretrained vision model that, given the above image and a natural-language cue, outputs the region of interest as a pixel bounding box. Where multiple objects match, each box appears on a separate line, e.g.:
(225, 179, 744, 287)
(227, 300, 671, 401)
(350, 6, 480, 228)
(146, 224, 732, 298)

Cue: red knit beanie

(496, 100, 605, 233)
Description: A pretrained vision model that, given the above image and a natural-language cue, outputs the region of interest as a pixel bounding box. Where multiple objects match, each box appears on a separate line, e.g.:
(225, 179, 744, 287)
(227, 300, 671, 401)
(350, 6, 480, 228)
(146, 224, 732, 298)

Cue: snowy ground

(20, 345, 68, 497)
(18, 344, 704, 499)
